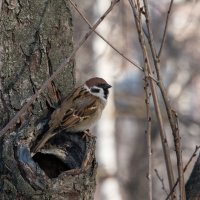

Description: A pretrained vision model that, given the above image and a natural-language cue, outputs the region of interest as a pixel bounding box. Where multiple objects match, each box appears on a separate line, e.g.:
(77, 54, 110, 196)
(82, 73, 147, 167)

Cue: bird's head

(85, 77, 112, 102)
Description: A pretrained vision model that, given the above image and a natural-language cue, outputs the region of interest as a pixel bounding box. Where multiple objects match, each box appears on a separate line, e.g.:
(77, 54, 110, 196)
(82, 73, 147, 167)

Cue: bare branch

(69, 1, 160, 84)
(166, 145, 200, 200)
(158, 0, 174, 58)
(184, 145, 200, 172)
(142, 0, 185, 198)
(171, 110, 186, 200)
(154, 169, 168, 195)
(144, 77, 152, 200)
(143, 0, 158, 57)
(69, 0, 142, 71)
(128, 1, 176, 198)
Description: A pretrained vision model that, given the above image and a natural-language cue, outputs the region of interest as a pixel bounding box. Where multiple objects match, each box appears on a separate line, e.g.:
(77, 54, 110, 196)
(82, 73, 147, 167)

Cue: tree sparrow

(31, 77, 112, 153)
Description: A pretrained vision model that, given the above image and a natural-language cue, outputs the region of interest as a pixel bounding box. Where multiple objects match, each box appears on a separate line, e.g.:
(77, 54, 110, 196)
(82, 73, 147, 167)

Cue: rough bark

(0, 0, 97, 199)
(186, 153, 200, 200)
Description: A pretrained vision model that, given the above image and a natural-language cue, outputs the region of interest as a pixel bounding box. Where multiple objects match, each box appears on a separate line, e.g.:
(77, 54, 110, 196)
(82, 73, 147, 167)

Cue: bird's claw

(82, 129, 96, 139)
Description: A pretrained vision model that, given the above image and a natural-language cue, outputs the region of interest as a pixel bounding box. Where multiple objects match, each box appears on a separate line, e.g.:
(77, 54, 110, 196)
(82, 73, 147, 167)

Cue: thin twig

(143, 0, 158, 58)
(144, 77, 152, 200)
(142, 0, 185, 199)
(184, 145, 200, 172)
(128, 1, 176, 199)
(69, 0, 141, 71)
(165, 145, 200, 200)
(142, 2, 152, 198)
(0, 0, 120, 137)
(172, 110, 186, 200)
(68, 0, 159, 83)
(154, 169, 168, 195)
(158, 0, 174, 58)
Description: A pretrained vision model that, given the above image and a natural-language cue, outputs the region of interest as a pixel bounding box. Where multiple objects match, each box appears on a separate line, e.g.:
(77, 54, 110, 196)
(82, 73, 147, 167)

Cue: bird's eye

(91, 88, 100, 93)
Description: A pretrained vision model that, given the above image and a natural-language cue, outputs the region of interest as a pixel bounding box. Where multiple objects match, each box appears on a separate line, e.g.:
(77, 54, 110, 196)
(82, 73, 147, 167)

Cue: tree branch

(128, 1, 176, 198)
(158, 0, 174, 58)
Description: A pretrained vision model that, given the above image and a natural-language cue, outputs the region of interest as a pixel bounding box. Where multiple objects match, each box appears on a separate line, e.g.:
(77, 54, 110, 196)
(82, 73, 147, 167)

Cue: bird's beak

(104, 84, 112, 89)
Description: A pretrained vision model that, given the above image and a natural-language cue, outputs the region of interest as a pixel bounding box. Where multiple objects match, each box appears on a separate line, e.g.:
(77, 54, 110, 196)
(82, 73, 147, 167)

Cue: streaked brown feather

(60, 97, 98, 129)
(47, 86, 100, 132)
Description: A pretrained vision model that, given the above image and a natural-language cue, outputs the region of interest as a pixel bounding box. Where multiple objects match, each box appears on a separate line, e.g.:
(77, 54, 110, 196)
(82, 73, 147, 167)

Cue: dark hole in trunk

(32, 132, 86, 178)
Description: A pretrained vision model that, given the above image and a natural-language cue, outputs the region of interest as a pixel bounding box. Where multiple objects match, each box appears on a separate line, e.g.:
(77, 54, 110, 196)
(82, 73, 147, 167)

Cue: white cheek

(93, 88, 107, 103)
(85, 85, 107, 103)
(96, 88, 104, 98)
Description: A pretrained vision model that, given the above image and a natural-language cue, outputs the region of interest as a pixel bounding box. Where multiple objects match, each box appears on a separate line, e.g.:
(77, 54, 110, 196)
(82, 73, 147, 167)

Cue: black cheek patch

(103, 89, 109, 99)
(91, 88, 100, 93)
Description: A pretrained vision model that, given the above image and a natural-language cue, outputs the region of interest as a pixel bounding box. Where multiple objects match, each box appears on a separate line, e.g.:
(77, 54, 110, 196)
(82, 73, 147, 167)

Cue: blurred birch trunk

(92, 1, 122, 200)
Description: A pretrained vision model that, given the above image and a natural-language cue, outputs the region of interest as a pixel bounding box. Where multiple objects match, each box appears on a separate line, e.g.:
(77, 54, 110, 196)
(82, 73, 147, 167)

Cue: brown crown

(85, 77, 110, 88)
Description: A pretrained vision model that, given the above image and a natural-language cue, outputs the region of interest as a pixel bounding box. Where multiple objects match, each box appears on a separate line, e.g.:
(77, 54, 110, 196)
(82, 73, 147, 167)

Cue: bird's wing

(60, 93, 99, 129)
(32, 87, 99, 153)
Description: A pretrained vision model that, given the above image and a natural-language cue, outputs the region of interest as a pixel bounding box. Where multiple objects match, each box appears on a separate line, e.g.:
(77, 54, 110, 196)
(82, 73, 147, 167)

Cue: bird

(31, 77, 112, 153)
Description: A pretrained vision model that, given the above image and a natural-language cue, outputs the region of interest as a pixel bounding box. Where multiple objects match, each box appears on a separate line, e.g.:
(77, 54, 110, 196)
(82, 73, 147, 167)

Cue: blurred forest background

(71, 0, 200, 199)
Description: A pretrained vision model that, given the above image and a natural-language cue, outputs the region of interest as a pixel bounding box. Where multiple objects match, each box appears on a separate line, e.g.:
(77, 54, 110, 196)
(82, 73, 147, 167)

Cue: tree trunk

(0, 0, 96, 199)
(186, 153, 200, 200)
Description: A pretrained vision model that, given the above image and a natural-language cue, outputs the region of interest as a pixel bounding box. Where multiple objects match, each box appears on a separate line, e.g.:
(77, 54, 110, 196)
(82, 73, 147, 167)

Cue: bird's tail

(31, 131, 54, 153)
